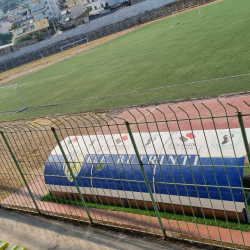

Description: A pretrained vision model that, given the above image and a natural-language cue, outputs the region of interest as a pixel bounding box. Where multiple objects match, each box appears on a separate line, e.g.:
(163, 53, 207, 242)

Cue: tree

(10, 22, 19, 30)
(15, 34, 31, 44)
(34, 32, 44, 41)
(0, 33, 12, 45)
(104, 2, 109, 10)
(76, 19, 84, 26)
(85, 6, 92, 17)
(2, 4, 9, 13)
(0, 0, 25, 13)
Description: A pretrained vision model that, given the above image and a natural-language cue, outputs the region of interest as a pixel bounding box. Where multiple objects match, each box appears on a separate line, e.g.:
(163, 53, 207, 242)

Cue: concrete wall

(0, 39, 38, 56)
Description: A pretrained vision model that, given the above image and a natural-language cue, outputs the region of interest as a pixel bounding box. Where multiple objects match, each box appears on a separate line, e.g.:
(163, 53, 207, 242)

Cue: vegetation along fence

(0, 0, 215, 74)
(1, 100, 250, 249)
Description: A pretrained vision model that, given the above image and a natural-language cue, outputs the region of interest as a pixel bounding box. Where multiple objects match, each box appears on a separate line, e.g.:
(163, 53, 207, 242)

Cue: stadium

(0, 0, 250, 249)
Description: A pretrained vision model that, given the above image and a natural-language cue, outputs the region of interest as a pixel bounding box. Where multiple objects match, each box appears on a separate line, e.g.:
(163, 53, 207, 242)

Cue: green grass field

(1, 0, 250, 121)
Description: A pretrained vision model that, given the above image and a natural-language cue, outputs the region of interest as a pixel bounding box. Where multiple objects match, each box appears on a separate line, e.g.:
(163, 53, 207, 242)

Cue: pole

(41, 54, 46, 65)
(61, 46, 67, 60)
(237, 112, 250, 165)
(47, 27, 51, 38)
(1, 131, 40, 213)
(51, 127, 93, 224)
(125, 121, 166, 238)
(86, 37, 91, 49)
(51, 19, 58, 35)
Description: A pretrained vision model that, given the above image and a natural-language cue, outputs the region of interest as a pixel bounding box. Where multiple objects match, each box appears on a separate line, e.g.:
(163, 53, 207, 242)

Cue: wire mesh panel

(1, 100, 250, 249)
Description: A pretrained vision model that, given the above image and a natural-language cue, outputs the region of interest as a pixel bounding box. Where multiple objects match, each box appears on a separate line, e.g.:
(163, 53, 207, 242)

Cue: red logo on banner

(186, 133, 196, 139)
(73, 137, 78, 142)
(122, 135, 128, 141)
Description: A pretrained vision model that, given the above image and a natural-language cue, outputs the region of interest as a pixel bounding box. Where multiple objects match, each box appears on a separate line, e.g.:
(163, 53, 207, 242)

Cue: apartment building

(86, 0, 105, 15)
(11, 17, 49, 42)
(27, 0, 61, 21)
(7, 5, 29, 23)
(15, 14, 35, 26)
(86, 0, 124, 15)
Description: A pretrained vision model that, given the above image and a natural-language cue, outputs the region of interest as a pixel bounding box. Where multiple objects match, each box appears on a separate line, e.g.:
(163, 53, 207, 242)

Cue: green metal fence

(1, 100, 250, 249)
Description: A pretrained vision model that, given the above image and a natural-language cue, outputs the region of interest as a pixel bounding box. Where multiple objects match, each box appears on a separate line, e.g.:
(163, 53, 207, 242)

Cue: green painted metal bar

(0, 131, 40, 213)
(237, 111, 250, 165)
(125, 121, 167, 238)
(51, 127, 93, 224)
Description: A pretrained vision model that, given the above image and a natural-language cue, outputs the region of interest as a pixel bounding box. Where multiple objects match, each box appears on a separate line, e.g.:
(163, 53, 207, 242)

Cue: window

(44, 21, 46, 24)
(94, 6, 97, 10)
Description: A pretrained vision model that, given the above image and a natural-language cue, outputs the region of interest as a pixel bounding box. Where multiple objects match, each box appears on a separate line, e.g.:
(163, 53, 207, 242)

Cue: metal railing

(1, 99, 250, 249)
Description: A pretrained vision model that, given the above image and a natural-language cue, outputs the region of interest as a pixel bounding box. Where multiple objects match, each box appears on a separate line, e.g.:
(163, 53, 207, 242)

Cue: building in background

(86, 0, 105, 15)
(27, 0, 61, 21)
(7, 5, 29, 23)
(86, 0, 126, 16)
(10, 17, 49, 43)
(15, 14, 35, 26)
(58, 0, 87, 28)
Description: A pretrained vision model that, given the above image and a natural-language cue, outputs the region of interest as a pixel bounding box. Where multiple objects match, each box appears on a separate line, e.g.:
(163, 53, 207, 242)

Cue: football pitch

(0, 0, 250, 121)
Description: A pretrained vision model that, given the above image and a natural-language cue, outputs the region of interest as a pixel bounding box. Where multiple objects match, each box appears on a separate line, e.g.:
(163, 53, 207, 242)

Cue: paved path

(0, 209, 201, 250)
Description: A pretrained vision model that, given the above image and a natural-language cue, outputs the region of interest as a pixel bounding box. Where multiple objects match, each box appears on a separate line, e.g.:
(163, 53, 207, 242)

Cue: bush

(34, 32, 44, 41)
(15, 34, 32, 44)
(104, 2, 109, 10)
(0, 33, 12, 45)
(76, 19, 85, 26)
(10, 22, 19, 30)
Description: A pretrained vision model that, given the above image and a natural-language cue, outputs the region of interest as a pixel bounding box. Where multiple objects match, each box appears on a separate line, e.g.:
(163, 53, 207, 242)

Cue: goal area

(172, 3, 204, 25)
(61, 37, 91, 60)
(0, 84, 27, 115)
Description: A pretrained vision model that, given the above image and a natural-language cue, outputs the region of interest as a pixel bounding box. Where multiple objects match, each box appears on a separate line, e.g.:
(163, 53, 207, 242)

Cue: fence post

(237, 112, 250, 165)
(51, 127, 93, 224)
(0, 131, 40, 213)
(125, 121, 166, 238)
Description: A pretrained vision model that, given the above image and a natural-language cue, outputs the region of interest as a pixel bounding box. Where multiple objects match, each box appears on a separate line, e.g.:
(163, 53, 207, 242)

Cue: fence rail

(0, 0, 215, 74)
(1, 99, 250, 249)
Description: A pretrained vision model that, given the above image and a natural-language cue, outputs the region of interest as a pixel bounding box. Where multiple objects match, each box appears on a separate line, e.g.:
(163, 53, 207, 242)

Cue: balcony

(34, 12, 49, 20)
(30, 4, 46, 14)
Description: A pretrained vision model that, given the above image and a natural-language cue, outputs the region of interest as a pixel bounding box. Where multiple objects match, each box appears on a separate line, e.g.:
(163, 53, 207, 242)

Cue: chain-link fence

(1, 99, 250, 249)
(0, 0, 215, 75)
